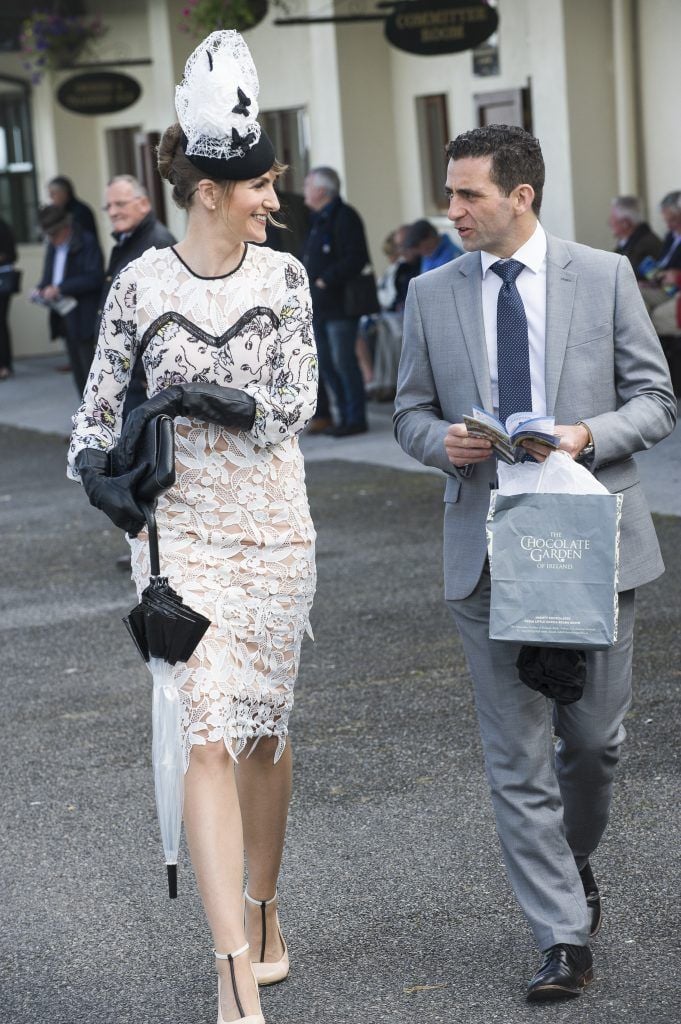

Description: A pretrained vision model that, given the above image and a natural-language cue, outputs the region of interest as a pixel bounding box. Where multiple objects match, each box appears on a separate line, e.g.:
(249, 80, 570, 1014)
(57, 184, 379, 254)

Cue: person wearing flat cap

(68, 31, 317, 1024)
(34, 204, 104, 395)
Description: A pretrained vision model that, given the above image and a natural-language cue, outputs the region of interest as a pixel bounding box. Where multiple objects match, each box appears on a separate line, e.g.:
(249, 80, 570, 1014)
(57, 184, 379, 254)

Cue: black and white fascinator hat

(175, 30, 275, 181)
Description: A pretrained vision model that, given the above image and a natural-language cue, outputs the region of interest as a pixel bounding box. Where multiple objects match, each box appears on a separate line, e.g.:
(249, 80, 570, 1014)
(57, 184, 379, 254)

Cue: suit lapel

(544, 234, 577, 415)
(451, 256, 494, 412)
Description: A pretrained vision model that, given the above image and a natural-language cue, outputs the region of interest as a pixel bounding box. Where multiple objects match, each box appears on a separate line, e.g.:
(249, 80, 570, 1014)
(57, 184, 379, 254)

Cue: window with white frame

(0, 76, 39, 243)
(259, 107, 309, 194)
(415, 93, 450, 215)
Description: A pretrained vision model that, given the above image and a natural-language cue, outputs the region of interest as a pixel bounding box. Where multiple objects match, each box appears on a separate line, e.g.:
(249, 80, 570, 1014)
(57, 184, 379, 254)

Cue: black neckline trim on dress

(138, 307, 280, 356)
(170, 242, 249, 280)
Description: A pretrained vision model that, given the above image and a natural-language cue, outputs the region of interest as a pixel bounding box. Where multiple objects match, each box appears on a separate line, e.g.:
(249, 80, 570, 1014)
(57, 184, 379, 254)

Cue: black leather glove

(76, 448, 148, 537)
(113, 383, 257, 474)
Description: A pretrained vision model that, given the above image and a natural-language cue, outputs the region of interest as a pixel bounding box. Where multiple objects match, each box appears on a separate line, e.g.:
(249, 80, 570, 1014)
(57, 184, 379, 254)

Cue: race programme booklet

(462, 407, 560, 464)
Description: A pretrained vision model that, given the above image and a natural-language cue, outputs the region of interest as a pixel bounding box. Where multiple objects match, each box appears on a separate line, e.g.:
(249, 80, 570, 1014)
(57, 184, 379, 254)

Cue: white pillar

(147, 0, 185, 239)
(307, 1, 346, 178)
(612, 0, 639, 196)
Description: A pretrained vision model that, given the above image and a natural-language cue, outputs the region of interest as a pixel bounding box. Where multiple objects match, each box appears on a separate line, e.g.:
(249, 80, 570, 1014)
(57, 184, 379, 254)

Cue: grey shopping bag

(486, 491, 623, 649)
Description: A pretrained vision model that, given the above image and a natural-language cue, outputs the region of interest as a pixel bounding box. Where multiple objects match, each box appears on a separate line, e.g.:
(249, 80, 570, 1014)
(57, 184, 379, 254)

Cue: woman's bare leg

(183, 740, 261, 1021)
(236, 738, 291, 961)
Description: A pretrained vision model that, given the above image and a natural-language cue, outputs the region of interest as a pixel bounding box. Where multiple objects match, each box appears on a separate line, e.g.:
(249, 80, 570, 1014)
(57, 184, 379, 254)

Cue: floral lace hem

(182, 690, 296, 768)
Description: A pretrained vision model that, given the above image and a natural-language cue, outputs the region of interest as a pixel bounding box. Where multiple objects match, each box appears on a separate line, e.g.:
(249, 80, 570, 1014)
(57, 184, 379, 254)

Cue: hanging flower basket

(179, 0, 286, 36)
(20, 11, 107, 85)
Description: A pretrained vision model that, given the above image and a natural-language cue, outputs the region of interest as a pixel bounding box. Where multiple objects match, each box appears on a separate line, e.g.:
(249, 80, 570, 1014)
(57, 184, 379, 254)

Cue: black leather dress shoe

(326, 423, 368, 438)
(306, 416, 333, 434)
(579, 862, 602, 937)
(526, 943, 593, 1001)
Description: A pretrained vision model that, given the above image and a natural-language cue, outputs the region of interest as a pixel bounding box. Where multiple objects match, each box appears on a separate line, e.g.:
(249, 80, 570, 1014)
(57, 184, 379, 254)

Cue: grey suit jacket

(394, 232, 677, 600)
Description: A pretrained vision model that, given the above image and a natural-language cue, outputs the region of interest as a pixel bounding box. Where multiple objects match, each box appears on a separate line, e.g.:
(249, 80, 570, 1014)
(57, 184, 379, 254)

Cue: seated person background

(403, 218, 462, 273)
(650, 270, 681, 340)
(360, 225, 419, 401)
(640, 191, 681, 312)
(608, 195, 663, 278)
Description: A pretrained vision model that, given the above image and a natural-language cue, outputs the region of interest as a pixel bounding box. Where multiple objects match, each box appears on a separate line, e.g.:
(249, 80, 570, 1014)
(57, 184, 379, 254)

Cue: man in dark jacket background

(303, 166, 371, 436)
(99, 175, 176, 415)
(35, 205, 103, 395)
(608, 195, 663, 278)
(48, 175, 99, 246)
(99, 175, 176, 571)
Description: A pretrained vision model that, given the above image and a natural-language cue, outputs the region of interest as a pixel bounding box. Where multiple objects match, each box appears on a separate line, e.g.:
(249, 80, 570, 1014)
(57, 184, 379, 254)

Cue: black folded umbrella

(124, 575, 210, 666)
(516, 646, 587, 705)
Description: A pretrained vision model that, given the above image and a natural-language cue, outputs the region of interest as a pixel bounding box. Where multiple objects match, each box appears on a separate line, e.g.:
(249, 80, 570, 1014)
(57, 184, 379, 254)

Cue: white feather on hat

(175, 30, 262, 163)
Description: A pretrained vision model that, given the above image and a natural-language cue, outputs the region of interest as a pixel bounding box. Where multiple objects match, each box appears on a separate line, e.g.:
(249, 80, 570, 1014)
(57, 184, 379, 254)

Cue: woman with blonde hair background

(68, 31, 317, 1024)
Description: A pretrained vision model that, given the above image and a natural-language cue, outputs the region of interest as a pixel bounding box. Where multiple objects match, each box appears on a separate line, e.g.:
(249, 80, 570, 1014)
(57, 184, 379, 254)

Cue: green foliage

(179, 0, 285, 36)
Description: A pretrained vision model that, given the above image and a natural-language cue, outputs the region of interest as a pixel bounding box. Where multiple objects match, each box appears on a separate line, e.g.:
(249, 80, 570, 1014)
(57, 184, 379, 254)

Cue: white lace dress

(68, 243, 317, 765)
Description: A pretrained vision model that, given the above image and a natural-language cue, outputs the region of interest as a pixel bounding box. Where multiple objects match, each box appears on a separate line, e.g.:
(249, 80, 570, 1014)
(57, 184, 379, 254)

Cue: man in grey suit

(394, 125, 676, 1001)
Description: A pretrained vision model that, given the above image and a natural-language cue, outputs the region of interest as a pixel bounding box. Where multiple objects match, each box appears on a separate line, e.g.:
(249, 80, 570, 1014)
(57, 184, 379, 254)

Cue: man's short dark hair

(404, 218, 438, 248)
(38, 204, 71, 235)
(660, 191, 681, 213)
(446, 125, 545, 216)
(48, 175, 75, 201)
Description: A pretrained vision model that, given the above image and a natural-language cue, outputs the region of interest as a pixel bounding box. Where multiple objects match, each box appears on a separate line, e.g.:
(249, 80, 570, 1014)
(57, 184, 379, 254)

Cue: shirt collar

(480, 221, 546, 277)
(313, 195, 340, 224)
(111, 212, 153, 245)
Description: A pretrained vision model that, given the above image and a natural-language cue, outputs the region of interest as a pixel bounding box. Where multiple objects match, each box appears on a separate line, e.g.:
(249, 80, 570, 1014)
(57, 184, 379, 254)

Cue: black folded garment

(516, 646, 587, 705)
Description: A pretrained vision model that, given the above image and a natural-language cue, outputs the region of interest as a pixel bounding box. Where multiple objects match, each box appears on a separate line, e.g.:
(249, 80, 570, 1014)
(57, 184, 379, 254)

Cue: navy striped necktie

(491, 259, 532, 423)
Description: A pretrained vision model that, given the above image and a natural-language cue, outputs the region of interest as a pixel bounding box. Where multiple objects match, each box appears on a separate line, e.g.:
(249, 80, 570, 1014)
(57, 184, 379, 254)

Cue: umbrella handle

(167, 863, 178, 899)
(142, 501, 161, 577)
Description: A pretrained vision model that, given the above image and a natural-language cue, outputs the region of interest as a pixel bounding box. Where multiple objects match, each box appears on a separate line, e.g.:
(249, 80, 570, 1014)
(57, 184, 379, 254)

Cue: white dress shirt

(480, 222, 547, 418)
(51, 241, 70, 290)
(658, 232, 681, 268)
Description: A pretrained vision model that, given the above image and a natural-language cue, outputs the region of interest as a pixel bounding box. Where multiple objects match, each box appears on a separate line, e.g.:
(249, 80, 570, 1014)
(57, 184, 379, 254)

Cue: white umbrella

(149, 657, 190, 897)
(123, 505, 210, 898)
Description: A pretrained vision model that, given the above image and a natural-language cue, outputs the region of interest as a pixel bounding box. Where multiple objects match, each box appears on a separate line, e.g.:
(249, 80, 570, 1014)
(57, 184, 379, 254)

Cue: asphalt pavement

(1, 356, 680, 1023)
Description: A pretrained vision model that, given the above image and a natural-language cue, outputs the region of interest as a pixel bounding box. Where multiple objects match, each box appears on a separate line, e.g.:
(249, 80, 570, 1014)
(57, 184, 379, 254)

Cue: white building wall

(3, 0, 680, 359)
(637, 0, 681, 235)
(562, 0, 619, 251)
(525, 0, 575, 241)
(335, 21, 401, 270)
(387, 0, 580, 248)
(5, 2, 165, 356)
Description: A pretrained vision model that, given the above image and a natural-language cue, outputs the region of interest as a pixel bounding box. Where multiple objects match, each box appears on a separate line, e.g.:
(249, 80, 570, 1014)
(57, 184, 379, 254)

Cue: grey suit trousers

(447, 562, 635, 950)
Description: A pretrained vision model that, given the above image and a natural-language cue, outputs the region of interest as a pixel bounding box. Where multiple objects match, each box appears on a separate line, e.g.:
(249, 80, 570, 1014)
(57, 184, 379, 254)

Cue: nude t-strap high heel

(245, 890, 290, 985)
(214, 943, 265, 1024)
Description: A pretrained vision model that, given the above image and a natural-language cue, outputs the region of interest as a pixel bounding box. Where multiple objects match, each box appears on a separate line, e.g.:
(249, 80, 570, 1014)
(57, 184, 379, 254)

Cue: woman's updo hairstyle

(157, 122, 234, 209)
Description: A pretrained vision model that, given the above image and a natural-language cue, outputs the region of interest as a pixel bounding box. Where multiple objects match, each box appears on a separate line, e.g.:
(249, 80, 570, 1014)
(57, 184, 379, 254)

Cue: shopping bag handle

(535, 453, 550, 492)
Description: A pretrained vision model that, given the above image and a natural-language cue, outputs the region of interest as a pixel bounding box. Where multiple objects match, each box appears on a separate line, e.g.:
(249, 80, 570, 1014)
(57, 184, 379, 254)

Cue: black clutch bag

(342, 270, 381, 317)
(0, 269, 22, 295)
(131, 413, 176, 504)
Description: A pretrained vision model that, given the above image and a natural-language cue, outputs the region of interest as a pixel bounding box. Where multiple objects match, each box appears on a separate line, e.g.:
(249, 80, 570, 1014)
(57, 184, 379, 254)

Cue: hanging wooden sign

(385, 0, 498, 57)
(57, 72, 141, 116)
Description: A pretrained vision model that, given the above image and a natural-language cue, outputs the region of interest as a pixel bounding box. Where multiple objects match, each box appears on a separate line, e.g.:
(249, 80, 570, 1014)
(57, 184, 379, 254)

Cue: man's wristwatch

(577, 421, 594, 463)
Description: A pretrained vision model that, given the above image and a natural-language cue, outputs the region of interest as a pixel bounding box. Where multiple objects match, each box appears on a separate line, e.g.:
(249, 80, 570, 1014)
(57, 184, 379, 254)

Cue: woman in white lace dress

(67, 32, 316, 1024)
